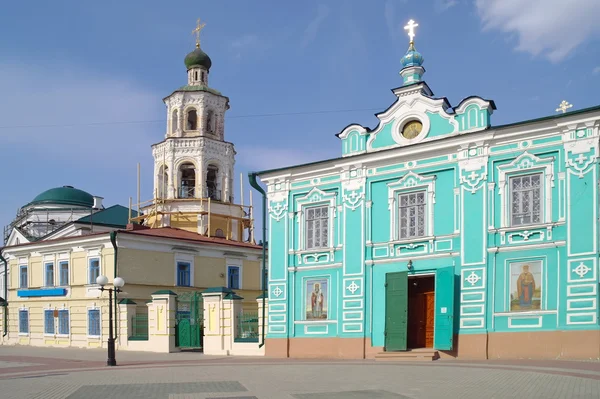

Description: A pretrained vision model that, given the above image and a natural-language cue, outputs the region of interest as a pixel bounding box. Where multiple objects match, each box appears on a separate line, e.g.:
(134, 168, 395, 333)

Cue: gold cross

(404, 19, 419, 43)
(192, 18, 206, 48)
(556, 100, 573, 113)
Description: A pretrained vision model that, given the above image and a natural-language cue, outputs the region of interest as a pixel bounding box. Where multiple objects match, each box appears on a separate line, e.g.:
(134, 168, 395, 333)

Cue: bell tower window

(206, 164, 220, 201)
(171, 110, 178, 133)
(186, 109, 198, 130)
(179, 163, 196, 198)
(206, 110, 215, 133)
(158, 165, 168, 198)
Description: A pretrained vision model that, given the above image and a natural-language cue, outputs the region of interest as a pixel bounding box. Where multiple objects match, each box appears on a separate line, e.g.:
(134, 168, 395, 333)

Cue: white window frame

(87, 305, 102, 338)
(497, 152, 554, 228)
(226, 257, 243, 290)
(19, 265, 28, 289)
(174, 253, 195, 287)
(44, 262, 55, 287)
(296, 188, 337, 251)
(18, 307, 29, 336)
(388, 172, 436, 241)
(43, 306, 55, 336)
(509, 173, 544, 227)
(87, 256, 101, 285)
(57, 307, 70, 337)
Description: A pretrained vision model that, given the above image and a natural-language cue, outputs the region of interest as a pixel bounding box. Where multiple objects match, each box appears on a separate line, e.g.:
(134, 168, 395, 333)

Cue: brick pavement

(0, 346, 598, 398)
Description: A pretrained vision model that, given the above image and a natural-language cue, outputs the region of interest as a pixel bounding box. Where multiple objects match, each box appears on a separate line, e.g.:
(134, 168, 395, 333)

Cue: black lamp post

(96, 275, 125, 367)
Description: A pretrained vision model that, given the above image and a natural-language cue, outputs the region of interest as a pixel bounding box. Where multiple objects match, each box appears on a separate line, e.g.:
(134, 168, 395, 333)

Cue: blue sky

(1, 0, 599, 235)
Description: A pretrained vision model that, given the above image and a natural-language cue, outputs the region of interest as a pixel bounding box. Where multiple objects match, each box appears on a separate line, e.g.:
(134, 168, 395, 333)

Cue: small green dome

(30, 186, 94, 208)
(184, 46, 212, 70)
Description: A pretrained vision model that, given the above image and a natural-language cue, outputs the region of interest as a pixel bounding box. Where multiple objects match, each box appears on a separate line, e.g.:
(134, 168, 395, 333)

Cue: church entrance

(407, 275, 435, 349)
(384, 267, 454, 352)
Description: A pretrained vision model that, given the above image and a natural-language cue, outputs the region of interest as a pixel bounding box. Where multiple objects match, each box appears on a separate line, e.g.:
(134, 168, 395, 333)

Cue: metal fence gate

(175, 291, 204, 349)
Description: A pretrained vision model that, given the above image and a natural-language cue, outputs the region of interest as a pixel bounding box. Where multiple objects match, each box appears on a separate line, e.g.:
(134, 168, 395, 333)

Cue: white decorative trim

(391, 112, 431, 145)
(459, 317, 485, 329)
(342, 323, 363, 333)
(567, 283, 597, 297)
(460, 292, 485, 303)
(86, 304, 102, 339)
(497, 151, 554, 228)
(342, 311, 364, 321)
(343, 299, 364, 309)
(566, 312, 597, 325)
(460, 304, 485, 316)
(296, 187, 337, 251)
(507, 316, 543, 328)
(387, 171, 436, 241)
(566, 298, 596, 311)
(567, 258, 597, 283)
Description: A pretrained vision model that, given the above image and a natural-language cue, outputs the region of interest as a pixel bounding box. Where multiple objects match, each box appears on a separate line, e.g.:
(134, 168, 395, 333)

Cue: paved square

(293, 391, 411, 398)
(66, 381, 247, 399)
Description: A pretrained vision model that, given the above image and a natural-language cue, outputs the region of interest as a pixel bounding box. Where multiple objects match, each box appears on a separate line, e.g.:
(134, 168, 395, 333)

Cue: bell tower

(134, 20, 253, 242)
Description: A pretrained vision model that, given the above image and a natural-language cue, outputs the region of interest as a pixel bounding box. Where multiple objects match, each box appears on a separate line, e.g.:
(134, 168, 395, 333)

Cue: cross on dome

(192, 18, 206, 48)
(556, 100, 573, 114)
(404, 19, 419, 43)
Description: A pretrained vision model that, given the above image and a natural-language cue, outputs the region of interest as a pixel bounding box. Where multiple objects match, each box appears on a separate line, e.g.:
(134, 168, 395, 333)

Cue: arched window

(158, 165, 169, 198)
(206, 164, 220, 200)
(186, 109, 197, 130)
(171, 110, 178, 133)
(206, 110, 215, 133)
(179, 163, 196, 198)
(215, 228, 225, 238)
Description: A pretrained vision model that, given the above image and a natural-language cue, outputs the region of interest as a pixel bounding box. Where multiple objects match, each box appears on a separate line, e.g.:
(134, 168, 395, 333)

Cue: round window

(401, 120, 423, 139)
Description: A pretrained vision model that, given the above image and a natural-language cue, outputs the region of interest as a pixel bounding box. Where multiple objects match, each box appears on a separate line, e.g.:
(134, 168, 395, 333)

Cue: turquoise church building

(251, 21, 600, 360)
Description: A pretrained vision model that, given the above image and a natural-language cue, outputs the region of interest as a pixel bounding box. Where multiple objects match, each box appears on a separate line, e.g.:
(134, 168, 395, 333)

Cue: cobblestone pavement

(0, 346, 598, 398)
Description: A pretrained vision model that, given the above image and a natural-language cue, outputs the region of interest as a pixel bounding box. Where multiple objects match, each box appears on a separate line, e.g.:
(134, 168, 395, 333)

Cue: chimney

(93, 196, 104, 209)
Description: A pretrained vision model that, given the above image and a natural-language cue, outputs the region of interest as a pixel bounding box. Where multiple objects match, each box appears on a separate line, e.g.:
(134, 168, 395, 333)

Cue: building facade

(254, 23, 600, 360)
(0, 225, 262, 349)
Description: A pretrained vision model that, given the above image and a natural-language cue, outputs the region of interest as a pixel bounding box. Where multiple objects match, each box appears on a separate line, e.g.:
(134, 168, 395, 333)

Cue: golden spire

(192, 18, 206, 48)
(556, 100, 573, 114)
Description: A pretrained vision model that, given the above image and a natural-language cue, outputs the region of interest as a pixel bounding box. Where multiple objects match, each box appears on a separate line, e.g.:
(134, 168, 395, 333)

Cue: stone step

(374, 349, 439, 361)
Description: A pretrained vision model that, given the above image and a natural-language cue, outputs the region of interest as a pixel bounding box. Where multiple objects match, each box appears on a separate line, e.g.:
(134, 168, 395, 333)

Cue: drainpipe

(0, 250, 8, 337)
(109, 231, 118, 340)
(248, 172, 267, 348)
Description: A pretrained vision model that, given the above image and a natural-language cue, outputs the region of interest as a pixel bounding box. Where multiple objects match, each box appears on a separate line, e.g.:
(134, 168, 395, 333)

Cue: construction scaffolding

(3, 206, 88, 245)
(128, 194, 255, 244)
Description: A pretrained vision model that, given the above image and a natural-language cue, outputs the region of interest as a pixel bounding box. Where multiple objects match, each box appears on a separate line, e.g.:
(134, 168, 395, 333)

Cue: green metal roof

(30, 186, 94, 208)
(76, 205, 138, 227)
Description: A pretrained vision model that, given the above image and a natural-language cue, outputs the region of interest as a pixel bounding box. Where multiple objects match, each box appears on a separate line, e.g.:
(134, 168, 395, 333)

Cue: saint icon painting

(306, 279, 328, 320)
(510, 261, 542, 312)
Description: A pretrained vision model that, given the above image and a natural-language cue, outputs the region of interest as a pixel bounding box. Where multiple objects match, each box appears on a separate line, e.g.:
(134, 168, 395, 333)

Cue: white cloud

(475, 0, 600, 62)
(229, 34, 269, 60)
(236, 145, 338, 172)
(435, 0, 458, 12)
(593, 66, 600, 75)
(302, 4, 330, 48)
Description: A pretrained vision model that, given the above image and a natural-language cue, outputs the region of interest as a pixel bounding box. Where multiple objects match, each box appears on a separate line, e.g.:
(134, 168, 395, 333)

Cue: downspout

(0, 250, 8, 337)
(248, 172, 267, 348)
(109, 231, 118, 340)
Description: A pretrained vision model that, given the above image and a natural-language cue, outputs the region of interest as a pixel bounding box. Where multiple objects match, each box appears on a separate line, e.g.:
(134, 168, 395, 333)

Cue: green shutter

(434, 266, 455, 350)
(385, 272, 408, 351)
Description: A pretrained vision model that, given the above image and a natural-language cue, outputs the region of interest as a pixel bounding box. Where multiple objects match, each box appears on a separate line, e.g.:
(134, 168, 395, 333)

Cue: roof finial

(404, 19, 419, 45)
(192, 18, 206, 48)
(556, 100, 573, 114)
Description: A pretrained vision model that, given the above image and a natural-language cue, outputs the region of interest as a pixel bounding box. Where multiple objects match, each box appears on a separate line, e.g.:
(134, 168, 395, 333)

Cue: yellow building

(0, 224, 263, 349)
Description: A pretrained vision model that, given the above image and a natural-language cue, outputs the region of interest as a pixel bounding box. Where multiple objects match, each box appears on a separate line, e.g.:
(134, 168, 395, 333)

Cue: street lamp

(96, 275, 125, 366)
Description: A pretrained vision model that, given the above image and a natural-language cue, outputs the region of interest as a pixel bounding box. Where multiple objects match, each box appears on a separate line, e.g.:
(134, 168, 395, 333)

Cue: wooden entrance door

(407, 276, 435, 349)
(385, 272, 408, 351)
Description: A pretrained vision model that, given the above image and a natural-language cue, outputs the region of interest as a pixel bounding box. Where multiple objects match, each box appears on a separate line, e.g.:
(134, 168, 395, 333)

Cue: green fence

(130, 314, 148, 340)
(235, 311, 259, 343)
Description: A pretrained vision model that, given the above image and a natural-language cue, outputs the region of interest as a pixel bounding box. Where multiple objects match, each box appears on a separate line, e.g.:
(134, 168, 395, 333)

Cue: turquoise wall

(264, 100, 599, 349)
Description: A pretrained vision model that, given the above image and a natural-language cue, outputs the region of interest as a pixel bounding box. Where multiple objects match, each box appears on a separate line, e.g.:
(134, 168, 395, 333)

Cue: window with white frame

(88, 258, 100, 284)
(177, 262, 191, 287)
(227, 266, 240, 289)
(19, 266, 27, 288)
(44, 262, 54, 287)
(58, 310, 69, 335)
(88, 309, 101, 336)
(398, 191, 426, 239)
(305, 205, 329, 249)
(19, 310, 29, 334)
(59, 261, 69, 286)
(44, 309, 55, 334)
(510, 173, 542, 226)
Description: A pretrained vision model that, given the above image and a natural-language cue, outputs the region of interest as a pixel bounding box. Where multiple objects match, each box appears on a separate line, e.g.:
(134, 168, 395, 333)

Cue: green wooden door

(385, 272, 408, 351)
(434, 266, 455, 350)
